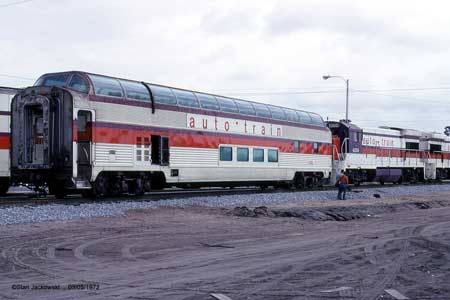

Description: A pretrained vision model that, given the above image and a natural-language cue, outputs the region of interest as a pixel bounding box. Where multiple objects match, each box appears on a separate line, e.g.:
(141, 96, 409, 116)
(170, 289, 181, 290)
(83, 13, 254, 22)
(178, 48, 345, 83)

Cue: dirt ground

(1, 192, 450, 300)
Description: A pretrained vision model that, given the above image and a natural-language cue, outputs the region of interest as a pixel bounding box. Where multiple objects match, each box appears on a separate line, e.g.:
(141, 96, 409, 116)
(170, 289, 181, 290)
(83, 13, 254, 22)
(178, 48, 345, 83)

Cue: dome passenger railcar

(10, 71, 332, 196)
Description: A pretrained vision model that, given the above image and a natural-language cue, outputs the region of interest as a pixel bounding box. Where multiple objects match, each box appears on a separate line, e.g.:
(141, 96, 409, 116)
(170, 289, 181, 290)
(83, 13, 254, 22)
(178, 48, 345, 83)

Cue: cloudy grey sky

(1, 0, 450, 132)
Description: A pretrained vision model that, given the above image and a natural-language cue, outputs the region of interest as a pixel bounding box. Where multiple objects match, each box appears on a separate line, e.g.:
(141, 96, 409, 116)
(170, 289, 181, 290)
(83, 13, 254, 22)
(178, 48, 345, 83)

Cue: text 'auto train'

(1, 71, 449, 197)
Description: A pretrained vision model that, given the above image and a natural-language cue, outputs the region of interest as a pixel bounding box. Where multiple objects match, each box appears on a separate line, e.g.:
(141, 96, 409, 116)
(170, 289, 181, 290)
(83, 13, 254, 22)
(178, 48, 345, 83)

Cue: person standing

(337, 170, 349, 200)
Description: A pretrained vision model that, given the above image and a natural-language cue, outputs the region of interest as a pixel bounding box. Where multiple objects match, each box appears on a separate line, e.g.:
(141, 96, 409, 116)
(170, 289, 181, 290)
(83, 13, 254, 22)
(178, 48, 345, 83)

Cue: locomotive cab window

(430, 144, 442, 153)
(237, 148, 249, 162)
(253, 148, 264, 162)
(406, 142, 419, 151)
(89, 75, 124, 98)
(268, 149, 278, 162)
(220, 146, 233, 161)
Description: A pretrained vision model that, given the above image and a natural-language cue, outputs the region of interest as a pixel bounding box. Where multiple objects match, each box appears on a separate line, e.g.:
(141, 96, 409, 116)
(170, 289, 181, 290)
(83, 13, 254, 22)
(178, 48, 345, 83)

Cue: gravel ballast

(2, 184, 450, 225)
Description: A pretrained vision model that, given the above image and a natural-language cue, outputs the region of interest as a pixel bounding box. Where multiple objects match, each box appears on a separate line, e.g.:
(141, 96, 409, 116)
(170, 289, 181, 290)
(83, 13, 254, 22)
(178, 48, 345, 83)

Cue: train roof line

(0, 86, 22, 92)
(37, 70, 324, 118)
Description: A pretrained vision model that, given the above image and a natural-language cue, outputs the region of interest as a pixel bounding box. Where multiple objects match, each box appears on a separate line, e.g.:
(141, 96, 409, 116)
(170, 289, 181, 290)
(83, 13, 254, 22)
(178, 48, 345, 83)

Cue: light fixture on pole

(322, 75, 350, 123)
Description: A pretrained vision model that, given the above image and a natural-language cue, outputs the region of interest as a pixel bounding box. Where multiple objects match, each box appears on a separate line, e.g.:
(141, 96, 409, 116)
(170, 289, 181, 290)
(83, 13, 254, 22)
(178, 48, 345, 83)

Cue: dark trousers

(337, 184, 347, 200)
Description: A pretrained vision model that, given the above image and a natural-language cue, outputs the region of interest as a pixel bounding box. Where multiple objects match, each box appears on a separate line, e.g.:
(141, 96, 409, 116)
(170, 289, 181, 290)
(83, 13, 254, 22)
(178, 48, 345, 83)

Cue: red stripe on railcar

(0, 135, 10, 149)
(90, 124, 332, 155)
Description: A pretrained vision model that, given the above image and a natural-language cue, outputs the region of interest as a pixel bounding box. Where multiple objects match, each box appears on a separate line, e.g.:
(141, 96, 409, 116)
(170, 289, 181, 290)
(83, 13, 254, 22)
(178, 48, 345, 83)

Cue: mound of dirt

(230, 200, 450, 221)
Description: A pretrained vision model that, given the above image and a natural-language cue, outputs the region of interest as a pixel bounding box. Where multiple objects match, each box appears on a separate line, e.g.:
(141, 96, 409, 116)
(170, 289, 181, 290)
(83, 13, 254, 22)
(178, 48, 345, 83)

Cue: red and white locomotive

(10, 71, 332, 196)
(328, 121, 450, 184)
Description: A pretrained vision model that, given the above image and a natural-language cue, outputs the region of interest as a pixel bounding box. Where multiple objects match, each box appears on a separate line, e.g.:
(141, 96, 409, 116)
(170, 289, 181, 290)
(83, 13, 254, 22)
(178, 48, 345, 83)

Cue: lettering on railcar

(187, 114, 283, 137)
(362, 135, 397, 147)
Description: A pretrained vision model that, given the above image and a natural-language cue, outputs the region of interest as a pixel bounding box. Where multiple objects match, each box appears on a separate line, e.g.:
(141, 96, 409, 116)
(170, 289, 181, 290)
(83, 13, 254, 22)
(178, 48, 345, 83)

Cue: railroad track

(1, 181, 449, 207)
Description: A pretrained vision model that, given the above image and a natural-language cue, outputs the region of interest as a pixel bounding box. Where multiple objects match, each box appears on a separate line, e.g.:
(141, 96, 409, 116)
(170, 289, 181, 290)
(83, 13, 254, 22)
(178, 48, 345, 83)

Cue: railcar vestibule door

(151, 135, 169, 166)
(77, 110, 92, 180)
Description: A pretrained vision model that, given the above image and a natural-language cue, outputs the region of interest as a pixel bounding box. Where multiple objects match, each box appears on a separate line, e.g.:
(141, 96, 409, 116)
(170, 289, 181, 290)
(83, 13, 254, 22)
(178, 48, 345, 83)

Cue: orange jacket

(339, 174, 349, 185)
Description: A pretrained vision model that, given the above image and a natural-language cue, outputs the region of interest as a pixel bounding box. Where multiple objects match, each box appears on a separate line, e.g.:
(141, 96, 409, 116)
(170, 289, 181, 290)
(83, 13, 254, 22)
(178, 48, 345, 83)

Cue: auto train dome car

(10, 71, 332, 196)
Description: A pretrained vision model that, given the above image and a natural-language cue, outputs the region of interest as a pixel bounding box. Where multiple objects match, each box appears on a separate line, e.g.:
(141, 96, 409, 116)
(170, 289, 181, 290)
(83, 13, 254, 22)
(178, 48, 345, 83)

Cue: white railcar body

(11, 72, 332, 195)
(0, 87, 20, 194)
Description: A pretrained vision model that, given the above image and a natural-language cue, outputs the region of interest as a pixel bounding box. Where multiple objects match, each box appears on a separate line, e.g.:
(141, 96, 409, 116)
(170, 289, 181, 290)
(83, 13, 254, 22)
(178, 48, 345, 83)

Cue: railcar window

(197, 93, 220, 110)
(68, 75, 89, 93)
(358, 132, 363, 142)
(173, 89, 199, 108)
(406, 142, 419, 150)
(253, 148, 264, 162)
(430, 144, 442, 153)
(37, 74, 70, 87)
(149, 85, 177, 105)
(283, 109, 299, 122)
(268, 149, 279, 162)
(120, 80, 150, 101)
(220, 146, 233, 161)
(309, 113, 324, 126)
(89, 75, 124, 98)
(253, 103, 271, 118)
(294, 141, 300, 153)
(268, 106, 286, 120)
(235, 100, 256, 116)
(217, 97, 238, 113)
(237, 148, 249, 161)
(296, 111, 312, 124)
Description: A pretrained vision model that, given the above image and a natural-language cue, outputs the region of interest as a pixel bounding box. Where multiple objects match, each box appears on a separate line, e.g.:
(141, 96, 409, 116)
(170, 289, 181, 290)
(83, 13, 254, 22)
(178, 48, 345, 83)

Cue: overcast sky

(1, 0, 450, 132)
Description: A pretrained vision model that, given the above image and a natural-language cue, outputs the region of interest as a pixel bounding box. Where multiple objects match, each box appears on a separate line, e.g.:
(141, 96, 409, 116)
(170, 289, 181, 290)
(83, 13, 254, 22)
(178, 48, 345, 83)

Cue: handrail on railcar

(340, 137, 349, 157)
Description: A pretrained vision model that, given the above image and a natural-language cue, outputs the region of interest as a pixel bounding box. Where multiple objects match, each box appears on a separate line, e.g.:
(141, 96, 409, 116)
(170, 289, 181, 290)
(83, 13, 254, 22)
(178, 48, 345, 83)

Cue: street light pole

(345, 78, 349, 123)
(322, 75, 350, 123)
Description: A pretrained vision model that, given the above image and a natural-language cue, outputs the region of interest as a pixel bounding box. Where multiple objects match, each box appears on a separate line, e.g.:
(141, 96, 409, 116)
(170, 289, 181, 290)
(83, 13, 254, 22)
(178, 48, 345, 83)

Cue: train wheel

(108, 176, 122, 197)
(134, 178, 145, 195)
(94, 173, 109, 197)
(293, 173, 305, 189)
